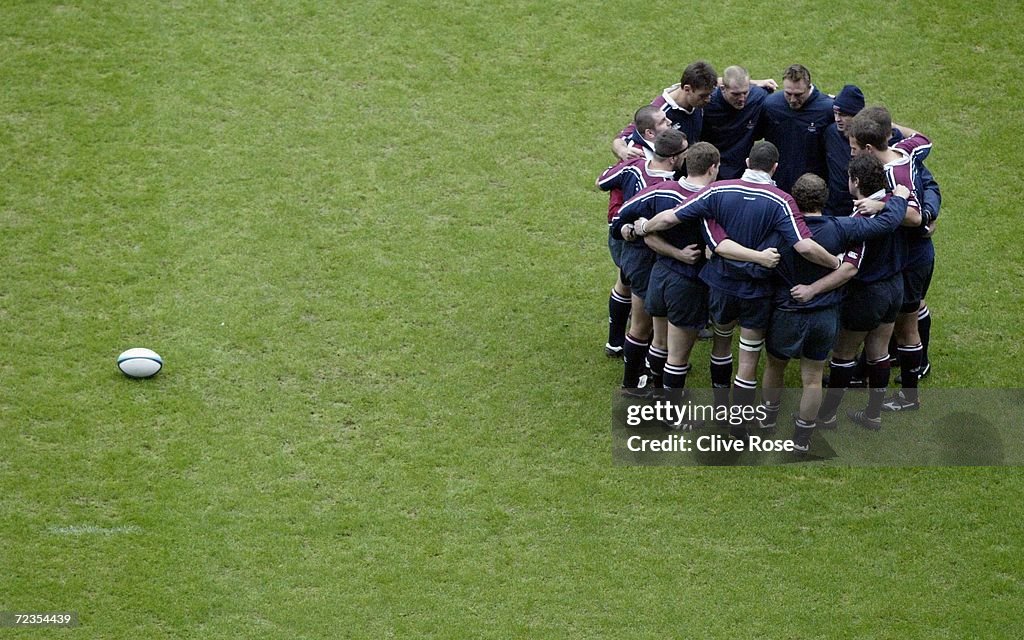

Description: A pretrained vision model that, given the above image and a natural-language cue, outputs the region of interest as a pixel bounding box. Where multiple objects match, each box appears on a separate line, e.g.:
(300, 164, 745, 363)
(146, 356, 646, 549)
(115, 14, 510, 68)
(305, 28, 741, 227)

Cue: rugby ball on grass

(117, 348, 163, 378)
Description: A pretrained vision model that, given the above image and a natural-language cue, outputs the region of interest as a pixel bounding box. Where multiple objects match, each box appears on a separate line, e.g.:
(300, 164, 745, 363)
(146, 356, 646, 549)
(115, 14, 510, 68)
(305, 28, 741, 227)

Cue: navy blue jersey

(669, 170, 813, 299)
(757, 86, 834, 193)
(823, 123, 853, 216)
(618, 84, 703, 147)
(772, 197, 909, 311)
(597, 158, 675, 226)
(622, 129, 656, 160)
(649, 180, 708, 280)
(823, 126, 911, 217)
(700, 85, 769, 180)
(885, 134, 935, 268)
(617, 180, 730, 280)
(852, 191, 908, 283)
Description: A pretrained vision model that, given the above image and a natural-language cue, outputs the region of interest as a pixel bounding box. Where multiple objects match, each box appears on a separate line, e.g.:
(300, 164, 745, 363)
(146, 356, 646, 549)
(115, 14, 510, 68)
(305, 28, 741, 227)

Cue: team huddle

(598, 61, 941, 452)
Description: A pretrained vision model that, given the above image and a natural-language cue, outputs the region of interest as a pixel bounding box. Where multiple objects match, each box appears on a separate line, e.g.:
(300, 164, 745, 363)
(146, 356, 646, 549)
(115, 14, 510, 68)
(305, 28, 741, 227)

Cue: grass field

(2, 1, 1024, 637)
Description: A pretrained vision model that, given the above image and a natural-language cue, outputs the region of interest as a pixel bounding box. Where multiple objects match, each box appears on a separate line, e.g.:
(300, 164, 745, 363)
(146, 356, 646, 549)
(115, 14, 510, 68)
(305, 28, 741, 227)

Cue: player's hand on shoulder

(622, 146, 645, 161)
(754, 78, 778, 92)
(892, 184, 911, 199)
(853, 198, 885, 215)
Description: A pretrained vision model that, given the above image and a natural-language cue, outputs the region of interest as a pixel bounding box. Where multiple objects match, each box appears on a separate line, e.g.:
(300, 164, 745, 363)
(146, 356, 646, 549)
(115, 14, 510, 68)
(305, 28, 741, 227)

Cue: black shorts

(900, 258, 934, 313)
(767, 306, 840, 362)
(619, 243, 656, 300)
(841, 275, 904, 332)
(709, 288, 772, 330)
(644, 263, 709, 329)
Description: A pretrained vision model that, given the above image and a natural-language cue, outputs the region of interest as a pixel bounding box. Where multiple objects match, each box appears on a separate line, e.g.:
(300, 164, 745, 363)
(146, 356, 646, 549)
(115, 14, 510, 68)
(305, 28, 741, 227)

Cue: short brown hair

(859, 105, 893, 133)
(791, 173, 828, 213)
(653, 129, 687, 158)
(848, 112, 890, 150)
(633, 105, 662, 135)
(782, 64, 811, 85)
(748, 141, 779, 172)
(848, 154, 886, 196)
(681, 60, 718, 91)
(684, 142, 720, 176)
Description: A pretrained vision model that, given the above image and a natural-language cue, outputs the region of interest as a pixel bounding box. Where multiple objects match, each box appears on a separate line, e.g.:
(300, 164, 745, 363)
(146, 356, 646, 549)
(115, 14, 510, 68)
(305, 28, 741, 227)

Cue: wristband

(636, 219, 648, 237)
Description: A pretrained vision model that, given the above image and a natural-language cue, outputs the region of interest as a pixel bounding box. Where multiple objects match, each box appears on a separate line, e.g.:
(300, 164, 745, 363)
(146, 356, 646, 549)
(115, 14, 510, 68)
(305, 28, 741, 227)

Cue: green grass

(2, 0, 1024, 637)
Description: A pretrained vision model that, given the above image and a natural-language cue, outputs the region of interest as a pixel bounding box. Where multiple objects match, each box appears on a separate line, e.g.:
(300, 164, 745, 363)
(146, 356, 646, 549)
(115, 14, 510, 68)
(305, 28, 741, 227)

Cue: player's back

(772, 216, 848, 311)
(852, 193, 906, 283)
(695, 178, 805, 249)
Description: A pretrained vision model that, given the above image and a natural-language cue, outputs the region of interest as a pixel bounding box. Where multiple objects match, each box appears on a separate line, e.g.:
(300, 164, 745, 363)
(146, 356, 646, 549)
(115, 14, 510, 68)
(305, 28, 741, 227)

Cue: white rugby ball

(117, 348, 163, 378)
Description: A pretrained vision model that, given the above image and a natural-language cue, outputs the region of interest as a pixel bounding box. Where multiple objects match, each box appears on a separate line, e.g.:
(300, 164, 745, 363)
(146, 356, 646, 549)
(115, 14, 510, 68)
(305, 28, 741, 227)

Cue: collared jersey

(884, 133, 935, 268)
(618, 84, 703, 148)
(616, 179, 719, 279)
(758, 85, 834, 193)
(669, 169, 813, 298)
(622, 129, 656, 160)
(850, 190, 907, 283)
(597, 157, 675, 225)
(772, 196, 908, 311)
(700, 84, 770, 180)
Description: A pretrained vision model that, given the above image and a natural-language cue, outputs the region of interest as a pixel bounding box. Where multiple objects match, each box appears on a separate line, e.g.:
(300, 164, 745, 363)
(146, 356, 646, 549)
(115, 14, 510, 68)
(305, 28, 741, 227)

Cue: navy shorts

(841, 274, 904, 332)
(619, 243, 656, 300)
(644, 263, 709, 329)
(900, 258, 934, 312)
(608, 235, 631, 286)
(767, 306, 840, 361)
(608, 234, 625, 268)
(708, 289, 772, 330)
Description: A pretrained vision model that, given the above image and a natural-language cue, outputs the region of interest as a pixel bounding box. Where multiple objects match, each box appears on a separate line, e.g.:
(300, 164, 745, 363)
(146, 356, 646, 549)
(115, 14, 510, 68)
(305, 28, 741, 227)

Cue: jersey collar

(741, 169, 775, 185)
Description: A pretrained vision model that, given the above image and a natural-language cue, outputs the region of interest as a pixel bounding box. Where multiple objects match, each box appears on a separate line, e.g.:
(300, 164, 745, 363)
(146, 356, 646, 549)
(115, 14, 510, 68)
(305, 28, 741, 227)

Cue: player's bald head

(722, 66, 749, 88)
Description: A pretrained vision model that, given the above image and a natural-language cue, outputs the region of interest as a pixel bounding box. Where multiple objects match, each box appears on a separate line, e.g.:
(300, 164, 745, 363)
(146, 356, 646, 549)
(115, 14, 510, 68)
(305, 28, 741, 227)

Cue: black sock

(819, 357, 856, 419)
(866, 356, 891, 419)
(710, 354, 733, 388)
(918, 305, 931, 366)
(710, 354, 733, 410)
(733, 377, 757, 422)
(607, 289, 631, 348)
(761, 400, 781, 427)
(646, 345, 668, 389)
(622, 334, 649, 388)
(663, 362, 690, 390)
(897, 343, 923, 403)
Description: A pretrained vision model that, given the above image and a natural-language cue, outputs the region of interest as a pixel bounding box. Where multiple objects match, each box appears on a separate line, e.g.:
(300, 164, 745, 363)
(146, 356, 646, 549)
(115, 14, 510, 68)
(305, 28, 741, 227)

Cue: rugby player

(597, 107, 672, 357)
(634, 141, 841, 439)
(757, 64, 834, 192)
(816, 154, 921, 430)
(612, 61, 718, 162)
(847, 108, 935, 411)
(758, 173, 915, 450)
(701, 66, 774, 179)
